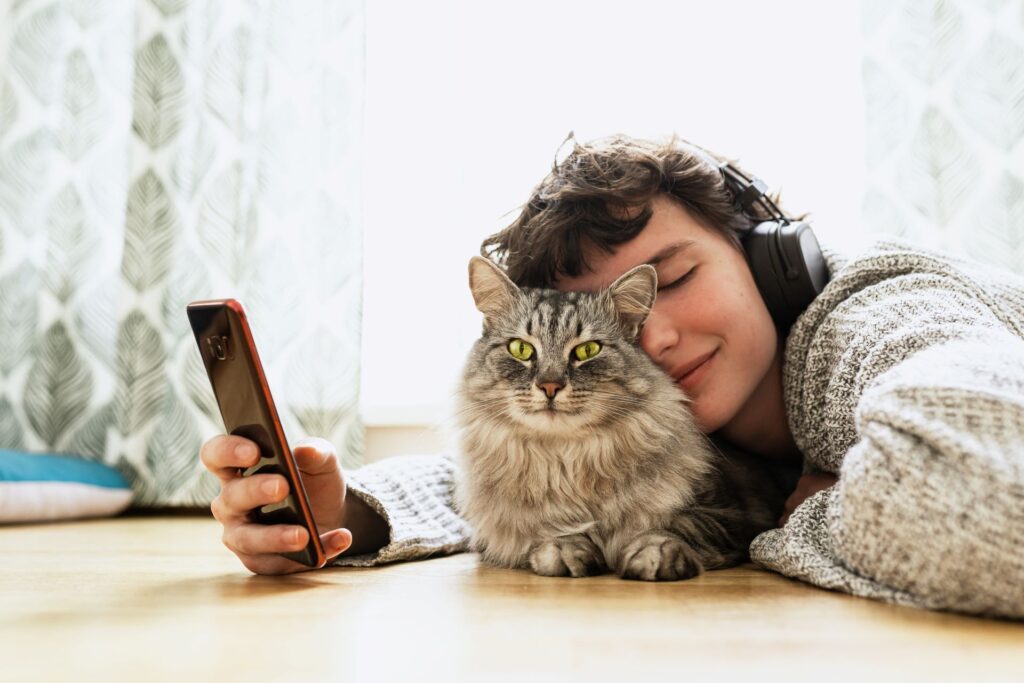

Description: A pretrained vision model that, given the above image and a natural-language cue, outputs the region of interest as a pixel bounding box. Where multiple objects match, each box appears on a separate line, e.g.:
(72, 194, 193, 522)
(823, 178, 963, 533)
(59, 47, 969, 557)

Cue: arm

(777, 472, 837, 527)
(331, 451, 473, 567)
(337, 492, 389, 556)
(752, 334, 1024, 618)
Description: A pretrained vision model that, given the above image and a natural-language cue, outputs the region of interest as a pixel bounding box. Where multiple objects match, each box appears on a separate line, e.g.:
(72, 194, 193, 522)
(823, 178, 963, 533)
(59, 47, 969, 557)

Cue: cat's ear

(607, 264, 658, 340)
(468, 256, 520, 325)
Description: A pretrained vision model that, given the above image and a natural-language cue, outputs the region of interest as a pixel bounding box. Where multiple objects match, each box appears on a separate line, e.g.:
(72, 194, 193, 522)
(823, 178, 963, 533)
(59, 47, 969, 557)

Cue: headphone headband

(678, 141, 829, 333)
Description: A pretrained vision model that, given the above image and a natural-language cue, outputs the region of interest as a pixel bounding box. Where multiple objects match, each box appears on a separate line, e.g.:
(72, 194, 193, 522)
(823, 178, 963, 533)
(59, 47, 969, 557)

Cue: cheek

(683, 280, 736, 334)
(686, 277, 777, 431)
(696, 258, 774, 342)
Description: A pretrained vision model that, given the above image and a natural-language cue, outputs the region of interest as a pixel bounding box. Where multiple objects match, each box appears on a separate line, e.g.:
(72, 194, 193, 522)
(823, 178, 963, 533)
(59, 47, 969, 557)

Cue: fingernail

(262, 479, 278, 495)
(236, 444, 256, 461)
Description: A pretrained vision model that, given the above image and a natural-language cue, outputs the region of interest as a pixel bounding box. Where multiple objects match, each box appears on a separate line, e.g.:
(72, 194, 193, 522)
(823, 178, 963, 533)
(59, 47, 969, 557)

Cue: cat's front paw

(619, 531, 703, 581)
(528, 535, 606, 578)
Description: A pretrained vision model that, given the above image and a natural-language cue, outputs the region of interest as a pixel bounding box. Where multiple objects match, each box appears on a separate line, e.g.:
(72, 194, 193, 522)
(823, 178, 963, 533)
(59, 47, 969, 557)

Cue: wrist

(339, 490, 390, 556)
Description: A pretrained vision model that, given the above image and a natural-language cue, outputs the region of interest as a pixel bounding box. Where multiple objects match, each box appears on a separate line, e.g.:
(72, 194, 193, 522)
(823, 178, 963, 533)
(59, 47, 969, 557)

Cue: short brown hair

(480, 133, 809, 288)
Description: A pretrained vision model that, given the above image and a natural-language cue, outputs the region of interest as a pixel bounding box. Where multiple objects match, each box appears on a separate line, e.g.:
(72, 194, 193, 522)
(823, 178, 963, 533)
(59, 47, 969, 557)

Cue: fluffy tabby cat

(453, 255, 798, 581)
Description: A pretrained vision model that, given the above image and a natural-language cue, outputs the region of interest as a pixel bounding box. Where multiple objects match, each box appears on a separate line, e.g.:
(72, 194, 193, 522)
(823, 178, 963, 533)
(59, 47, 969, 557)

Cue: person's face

(553, 194, 778, 434)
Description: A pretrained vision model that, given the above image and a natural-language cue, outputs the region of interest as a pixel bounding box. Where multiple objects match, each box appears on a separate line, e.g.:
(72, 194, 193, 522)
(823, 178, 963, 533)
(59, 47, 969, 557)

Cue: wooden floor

(1, 516, 1021, 682)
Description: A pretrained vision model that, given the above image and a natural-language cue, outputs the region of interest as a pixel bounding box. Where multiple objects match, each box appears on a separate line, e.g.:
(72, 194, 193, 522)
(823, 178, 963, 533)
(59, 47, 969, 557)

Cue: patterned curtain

(0, 0, 365, 506)
(861, 0, 1024, 268)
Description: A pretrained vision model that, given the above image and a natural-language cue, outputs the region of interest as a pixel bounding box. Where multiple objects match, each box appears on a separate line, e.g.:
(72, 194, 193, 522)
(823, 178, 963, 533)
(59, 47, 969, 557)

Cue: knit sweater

(335, 237, 1024, 619)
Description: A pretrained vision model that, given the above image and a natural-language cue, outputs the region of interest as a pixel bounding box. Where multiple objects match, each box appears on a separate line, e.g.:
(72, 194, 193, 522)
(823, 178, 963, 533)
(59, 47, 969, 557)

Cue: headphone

(702, 153, 830, 335)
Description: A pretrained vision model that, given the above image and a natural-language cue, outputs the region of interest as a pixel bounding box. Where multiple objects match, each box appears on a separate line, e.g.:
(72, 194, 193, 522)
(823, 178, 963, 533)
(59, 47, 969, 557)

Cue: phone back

(187, 299, 324, 567)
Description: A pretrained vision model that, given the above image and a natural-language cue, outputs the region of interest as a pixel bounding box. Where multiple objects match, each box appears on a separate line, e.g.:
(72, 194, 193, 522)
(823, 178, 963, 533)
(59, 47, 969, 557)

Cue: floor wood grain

(1, 516, 1021, 682)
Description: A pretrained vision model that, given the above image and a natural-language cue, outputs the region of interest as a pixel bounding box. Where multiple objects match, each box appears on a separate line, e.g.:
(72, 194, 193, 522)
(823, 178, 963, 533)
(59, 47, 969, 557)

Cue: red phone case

(187, 298, 326, 568)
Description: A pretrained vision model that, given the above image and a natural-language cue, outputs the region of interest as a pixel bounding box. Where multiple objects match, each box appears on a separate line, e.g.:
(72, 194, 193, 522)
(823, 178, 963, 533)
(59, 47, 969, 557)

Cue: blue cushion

(0, 450, 133, 523)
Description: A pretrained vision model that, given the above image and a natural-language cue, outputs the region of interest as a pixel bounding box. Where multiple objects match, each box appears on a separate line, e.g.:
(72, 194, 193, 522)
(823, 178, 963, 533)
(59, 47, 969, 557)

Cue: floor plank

(1, 516, 1021, 682)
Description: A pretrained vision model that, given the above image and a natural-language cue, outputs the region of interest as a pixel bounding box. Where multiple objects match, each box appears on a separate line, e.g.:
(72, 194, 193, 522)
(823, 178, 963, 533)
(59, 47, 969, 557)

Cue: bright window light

(361, 0, 866, 426)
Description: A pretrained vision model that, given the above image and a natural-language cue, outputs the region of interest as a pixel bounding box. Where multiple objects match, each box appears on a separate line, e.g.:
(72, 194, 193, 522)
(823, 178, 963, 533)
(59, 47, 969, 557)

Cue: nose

(537, 381, 563, 399)
(639, 307, 679, 365)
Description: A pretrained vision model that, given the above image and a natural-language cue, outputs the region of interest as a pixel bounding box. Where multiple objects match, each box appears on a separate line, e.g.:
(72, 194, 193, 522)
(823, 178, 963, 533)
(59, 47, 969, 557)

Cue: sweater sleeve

(329, 451, 473, 567)
(751, 332, 1024, 619)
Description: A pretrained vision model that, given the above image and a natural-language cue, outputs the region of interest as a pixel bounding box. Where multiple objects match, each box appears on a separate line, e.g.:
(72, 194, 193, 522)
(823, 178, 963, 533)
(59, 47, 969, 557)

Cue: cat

(452, 255, 798, 581)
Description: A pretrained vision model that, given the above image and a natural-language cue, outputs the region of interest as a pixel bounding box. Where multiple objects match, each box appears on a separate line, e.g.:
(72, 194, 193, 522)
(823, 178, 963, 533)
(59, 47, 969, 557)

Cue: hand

(778, 472, 838, 527)
(200, 434, 353, 575)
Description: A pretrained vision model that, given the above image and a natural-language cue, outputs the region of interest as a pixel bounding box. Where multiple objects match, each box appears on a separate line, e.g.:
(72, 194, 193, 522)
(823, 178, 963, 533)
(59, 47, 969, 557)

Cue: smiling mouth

(673, 350, 717, 382)
(676, 349, 717, 390)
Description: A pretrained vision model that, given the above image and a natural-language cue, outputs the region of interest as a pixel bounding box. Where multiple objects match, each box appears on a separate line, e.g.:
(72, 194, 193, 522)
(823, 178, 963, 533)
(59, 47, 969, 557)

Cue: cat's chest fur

(454, 416, 709, 568)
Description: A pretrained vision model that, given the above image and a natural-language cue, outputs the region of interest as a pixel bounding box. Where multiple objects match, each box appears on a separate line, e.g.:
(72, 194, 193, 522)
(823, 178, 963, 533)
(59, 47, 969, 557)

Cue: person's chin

(686, 397, 712, 433)
(690, 391, 738, 436)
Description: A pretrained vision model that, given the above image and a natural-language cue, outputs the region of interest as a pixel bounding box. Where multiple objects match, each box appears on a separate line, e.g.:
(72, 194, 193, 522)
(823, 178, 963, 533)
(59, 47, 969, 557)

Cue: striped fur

(454, 257, 795, 580)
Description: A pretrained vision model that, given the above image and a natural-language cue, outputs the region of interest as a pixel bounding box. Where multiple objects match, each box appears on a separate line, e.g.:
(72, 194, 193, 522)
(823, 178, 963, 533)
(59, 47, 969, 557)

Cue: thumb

(292, 436, 340, 475)
(321, 528, 353, 560)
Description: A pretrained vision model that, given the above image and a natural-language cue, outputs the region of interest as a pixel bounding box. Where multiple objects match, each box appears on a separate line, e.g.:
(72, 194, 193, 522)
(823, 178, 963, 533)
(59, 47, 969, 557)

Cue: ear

(607, 264, 658, 340)
(468, 256, 520, 327)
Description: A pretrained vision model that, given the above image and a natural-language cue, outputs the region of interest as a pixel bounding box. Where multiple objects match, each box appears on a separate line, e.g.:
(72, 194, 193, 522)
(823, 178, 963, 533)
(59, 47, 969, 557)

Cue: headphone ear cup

(742, 221, 829, 333)
(743, 223, 790, 330)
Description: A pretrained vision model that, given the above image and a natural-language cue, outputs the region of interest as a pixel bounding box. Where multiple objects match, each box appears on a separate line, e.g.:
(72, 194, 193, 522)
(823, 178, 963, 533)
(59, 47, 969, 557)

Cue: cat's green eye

(573, 341, 601, 362)
(508, 339, 534, 361)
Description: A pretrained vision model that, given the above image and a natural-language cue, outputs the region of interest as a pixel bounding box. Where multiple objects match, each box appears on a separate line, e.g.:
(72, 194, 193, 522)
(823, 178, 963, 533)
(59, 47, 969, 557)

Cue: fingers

(291, 436, 340, 476)
(228, 526, 354, 576)
(204, 433, 352, 575)
(325, 528, 353, 557)
(211, 473, 289, 524)
(778, 473, 840, 527)
(226, 521, 311, 557)
(200, 435, 261, 483)
(812, 473, 839, 489)
(200, 435, 341, 483)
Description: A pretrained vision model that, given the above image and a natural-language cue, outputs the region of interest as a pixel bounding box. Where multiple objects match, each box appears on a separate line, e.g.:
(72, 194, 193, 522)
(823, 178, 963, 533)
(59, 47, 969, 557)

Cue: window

(361, 0, 867, 426)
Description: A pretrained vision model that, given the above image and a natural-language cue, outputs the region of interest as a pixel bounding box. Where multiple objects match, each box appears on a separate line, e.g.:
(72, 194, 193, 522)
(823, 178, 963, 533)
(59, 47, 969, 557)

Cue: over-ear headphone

(676, 141, 829, 333)
(714, 159, 830, 335)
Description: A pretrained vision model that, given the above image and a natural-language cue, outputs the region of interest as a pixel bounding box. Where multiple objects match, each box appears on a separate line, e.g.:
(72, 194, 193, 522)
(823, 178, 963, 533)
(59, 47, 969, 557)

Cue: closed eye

(658, 267, 696, 292)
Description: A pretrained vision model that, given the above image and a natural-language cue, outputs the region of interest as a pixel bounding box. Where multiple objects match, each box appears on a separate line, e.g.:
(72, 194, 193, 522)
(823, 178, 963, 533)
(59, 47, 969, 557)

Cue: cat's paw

(618, 531, 704, 581)
(528, 536, 606, 578)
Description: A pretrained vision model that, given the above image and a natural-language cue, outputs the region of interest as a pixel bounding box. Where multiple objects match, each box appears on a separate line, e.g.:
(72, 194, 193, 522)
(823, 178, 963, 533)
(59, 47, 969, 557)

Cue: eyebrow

(643, 240, 698, 266)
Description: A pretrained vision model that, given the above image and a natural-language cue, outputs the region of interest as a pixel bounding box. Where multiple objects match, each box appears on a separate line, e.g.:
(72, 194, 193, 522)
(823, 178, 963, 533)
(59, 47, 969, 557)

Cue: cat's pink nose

(538, 382, 563, 399)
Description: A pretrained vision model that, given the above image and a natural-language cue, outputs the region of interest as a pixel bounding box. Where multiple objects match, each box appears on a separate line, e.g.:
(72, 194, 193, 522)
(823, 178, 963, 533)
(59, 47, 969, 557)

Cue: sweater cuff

(329, 452, 473, 568)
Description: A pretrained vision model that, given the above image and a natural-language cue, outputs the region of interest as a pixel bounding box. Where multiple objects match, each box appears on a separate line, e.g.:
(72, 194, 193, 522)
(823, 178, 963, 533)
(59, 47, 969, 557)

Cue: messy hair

(480, 133, 810, 288)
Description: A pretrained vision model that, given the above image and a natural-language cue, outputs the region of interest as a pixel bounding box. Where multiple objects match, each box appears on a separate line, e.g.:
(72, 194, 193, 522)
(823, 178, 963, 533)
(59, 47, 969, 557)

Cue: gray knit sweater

(335, 237, 1024, 620)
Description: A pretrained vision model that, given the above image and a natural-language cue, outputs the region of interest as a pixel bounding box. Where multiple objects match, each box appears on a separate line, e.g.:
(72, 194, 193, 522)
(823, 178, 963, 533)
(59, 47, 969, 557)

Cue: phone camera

(207, 335, 230, 361)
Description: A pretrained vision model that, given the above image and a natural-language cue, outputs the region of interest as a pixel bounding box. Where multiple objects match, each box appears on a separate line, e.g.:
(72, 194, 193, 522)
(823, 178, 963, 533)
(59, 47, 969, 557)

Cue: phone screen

(187, 299, 326, 568)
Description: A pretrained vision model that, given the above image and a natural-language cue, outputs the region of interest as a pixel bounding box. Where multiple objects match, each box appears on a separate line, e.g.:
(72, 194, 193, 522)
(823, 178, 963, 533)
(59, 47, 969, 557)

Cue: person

(200, 134, 1024, 619)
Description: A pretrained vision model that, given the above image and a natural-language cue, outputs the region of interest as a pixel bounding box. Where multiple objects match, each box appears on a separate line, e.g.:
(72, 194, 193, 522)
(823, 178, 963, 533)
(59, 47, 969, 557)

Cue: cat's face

(465, 255, 672, 435)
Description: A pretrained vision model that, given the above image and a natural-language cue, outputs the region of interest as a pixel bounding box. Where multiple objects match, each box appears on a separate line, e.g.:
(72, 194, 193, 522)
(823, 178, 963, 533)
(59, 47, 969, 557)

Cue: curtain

(0, 0, 365, 506)
(861, 0, 1024, 267)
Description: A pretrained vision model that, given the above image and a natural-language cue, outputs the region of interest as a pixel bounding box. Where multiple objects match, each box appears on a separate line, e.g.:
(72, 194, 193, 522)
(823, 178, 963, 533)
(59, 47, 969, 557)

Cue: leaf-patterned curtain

(861, 0, 1024, 267)
(0, 0, 365, 506)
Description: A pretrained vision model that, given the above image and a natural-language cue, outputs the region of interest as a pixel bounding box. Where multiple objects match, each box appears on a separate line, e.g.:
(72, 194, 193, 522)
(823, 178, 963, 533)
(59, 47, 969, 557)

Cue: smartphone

(187, 298, 326, 568)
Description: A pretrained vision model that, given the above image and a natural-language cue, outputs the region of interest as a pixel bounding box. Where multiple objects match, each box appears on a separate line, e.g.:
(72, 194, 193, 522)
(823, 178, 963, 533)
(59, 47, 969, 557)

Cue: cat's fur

(453, 255, 798, 581)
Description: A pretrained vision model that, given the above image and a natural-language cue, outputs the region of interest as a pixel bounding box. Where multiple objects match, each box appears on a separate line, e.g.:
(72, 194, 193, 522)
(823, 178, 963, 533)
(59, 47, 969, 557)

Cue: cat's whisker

(589, 395, 685, 419)
(586, 388, 687, 402)
(584, 393, 688, 407)
(587, 403, 635, 421)
(581, 395, 648, 406)
(586, 388, 671, 397)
